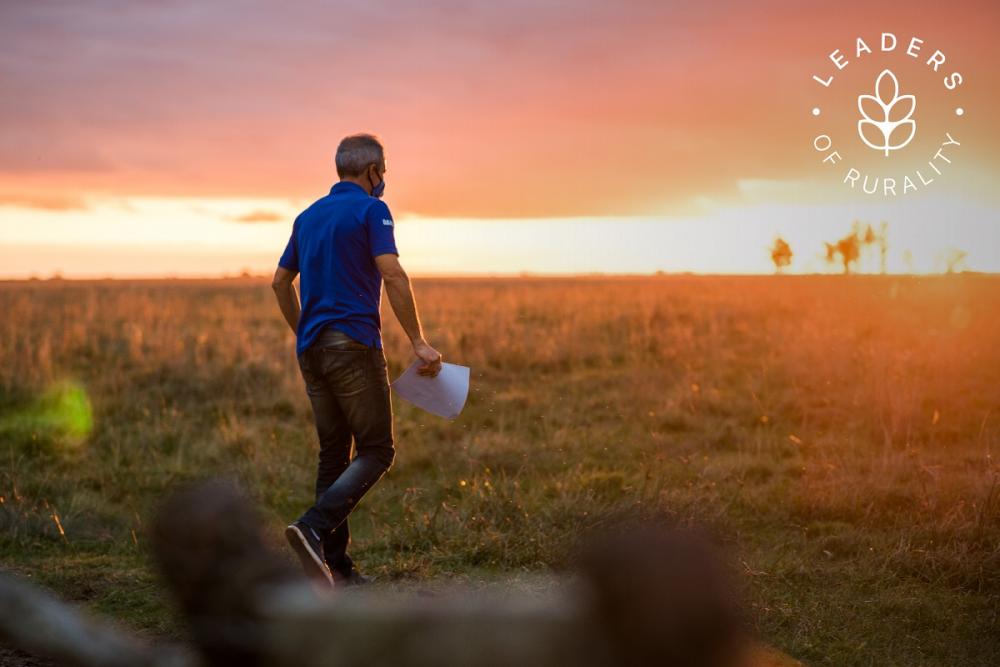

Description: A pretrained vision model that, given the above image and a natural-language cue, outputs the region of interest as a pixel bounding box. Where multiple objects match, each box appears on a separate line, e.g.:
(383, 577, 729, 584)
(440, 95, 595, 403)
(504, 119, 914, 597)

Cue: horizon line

(1, 270, 996, 283)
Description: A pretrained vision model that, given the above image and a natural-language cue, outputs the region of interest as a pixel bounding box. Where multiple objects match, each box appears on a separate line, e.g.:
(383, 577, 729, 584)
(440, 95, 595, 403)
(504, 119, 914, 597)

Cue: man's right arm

(374, 253, 442, 377)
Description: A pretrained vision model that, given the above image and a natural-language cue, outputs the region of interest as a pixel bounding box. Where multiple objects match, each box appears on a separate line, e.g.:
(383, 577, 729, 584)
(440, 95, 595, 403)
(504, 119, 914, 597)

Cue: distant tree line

(767, 221, 934, 275)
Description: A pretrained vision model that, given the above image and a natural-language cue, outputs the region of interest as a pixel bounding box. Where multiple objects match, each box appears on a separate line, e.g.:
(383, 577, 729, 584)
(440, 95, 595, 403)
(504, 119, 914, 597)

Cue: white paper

(390, 360, 470, 419)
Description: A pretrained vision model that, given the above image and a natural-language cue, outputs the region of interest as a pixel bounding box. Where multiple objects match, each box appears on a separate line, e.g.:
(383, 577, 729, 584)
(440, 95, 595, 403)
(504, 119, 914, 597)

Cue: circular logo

(810, 32, 965, 197)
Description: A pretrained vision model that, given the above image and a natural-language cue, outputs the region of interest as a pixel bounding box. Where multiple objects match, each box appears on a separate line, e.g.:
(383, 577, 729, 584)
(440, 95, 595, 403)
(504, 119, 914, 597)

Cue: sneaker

(332, 567, 376, 587)
(285, 520, 335, 588)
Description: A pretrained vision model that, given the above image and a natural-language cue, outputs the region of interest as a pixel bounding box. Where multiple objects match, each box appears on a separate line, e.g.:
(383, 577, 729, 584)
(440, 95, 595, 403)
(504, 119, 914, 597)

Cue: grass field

(1, 275, 998, 665)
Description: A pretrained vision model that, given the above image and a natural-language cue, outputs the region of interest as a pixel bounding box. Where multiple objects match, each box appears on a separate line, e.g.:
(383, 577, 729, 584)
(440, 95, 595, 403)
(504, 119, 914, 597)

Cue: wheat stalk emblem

(857, 69, 916, 156)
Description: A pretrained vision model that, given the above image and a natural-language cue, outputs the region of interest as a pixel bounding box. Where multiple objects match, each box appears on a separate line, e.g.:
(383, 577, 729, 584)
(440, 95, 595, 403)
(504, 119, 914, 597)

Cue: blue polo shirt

(278, 181, 398, 357)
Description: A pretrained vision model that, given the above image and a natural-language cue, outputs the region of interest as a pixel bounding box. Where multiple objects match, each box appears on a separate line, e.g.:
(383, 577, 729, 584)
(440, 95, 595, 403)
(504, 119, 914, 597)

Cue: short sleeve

(278, 220, 299, 272)
(366, 199, 398, 258)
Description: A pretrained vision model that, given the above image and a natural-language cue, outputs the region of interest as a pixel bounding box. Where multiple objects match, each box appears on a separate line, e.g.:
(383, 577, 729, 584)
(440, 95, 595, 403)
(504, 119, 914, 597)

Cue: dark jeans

(295, 325, 395, 576)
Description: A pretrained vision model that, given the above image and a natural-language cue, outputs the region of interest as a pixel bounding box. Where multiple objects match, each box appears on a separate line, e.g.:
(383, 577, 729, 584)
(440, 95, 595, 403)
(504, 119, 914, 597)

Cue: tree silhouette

(943, 249, 968, 273)
(824, 221, 889, 274)
(877, 221, 888, 274)
(825, 223, 862, 274)
(770, 237, 793, 274)
(863, 224, 876, 246)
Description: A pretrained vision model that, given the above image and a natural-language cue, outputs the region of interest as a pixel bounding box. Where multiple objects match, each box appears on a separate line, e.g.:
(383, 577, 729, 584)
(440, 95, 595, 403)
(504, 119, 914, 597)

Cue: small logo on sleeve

(382, 218, 394, 226)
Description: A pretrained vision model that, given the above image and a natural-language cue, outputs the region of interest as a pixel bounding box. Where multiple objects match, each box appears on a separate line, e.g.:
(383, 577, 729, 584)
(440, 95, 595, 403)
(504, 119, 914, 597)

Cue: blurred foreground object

(0, 570, 189, 667)
(0, 477, 800, 666)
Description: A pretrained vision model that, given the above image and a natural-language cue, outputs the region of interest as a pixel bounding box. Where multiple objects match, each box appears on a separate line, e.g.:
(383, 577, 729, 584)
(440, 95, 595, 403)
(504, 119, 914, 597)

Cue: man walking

(271, 133, 442, 587)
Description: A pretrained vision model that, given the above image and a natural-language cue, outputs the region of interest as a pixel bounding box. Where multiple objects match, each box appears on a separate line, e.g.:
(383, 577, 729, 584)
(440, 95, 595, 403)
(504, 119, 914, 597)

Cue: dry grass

(1, 274, 998, 665)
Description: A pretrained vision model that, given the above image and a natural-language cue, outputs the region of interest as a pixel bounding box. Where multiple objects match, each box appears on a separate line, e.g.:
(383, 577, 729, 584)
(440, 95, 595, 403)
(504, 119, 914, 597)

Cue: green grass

(1, 275, 998, 665)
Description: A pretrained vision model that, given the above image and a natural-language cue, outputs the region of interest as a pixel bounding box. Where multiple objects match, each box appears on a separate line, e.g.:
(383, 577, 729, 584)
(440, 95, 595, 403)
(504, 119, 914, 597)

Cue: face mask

(370, 170, 385, 198)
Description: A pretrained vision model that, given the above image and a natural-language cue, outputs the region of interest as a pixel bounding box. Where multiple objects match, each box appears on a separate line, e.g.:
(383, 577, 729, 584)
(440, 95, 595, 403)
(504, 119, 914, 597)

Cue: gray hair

(335, 133, 385, 178)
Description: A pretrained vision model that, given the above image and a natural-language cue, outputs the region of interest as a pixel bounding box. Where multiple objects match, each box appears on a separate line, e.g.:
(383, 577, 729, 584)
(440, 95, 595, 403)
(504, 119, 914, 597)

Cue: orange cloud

(0, 192, 89, 211)
(231, 209, 285, 224)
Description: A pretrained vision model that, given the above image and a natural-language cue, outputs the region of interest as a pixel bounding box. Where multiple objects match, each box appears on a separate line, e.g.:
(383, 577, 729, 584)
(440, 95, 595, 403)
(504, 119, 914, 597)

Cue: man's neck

(340, 177, 370, 194)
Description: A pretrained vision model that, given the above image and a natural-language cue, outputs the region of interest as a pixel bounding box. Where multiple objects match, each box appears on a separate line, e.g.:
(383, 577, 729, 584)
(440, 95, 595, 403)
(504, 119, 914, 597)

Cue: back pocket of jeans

(320, 349, 368, 396)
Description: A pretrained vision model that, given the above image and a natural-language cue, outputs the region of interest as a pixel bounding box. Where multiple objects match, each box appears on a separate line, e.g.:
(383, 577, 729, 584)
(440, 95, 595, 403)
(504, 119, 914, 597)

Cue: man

(271, 133, 442, 588)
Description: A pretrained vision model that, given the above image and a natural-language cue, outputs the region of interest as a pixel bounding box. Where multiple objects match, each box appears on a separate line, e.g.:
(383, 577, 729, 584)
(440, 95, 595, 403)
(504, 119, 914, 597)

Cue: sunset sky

(1, 0, 998, 277)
